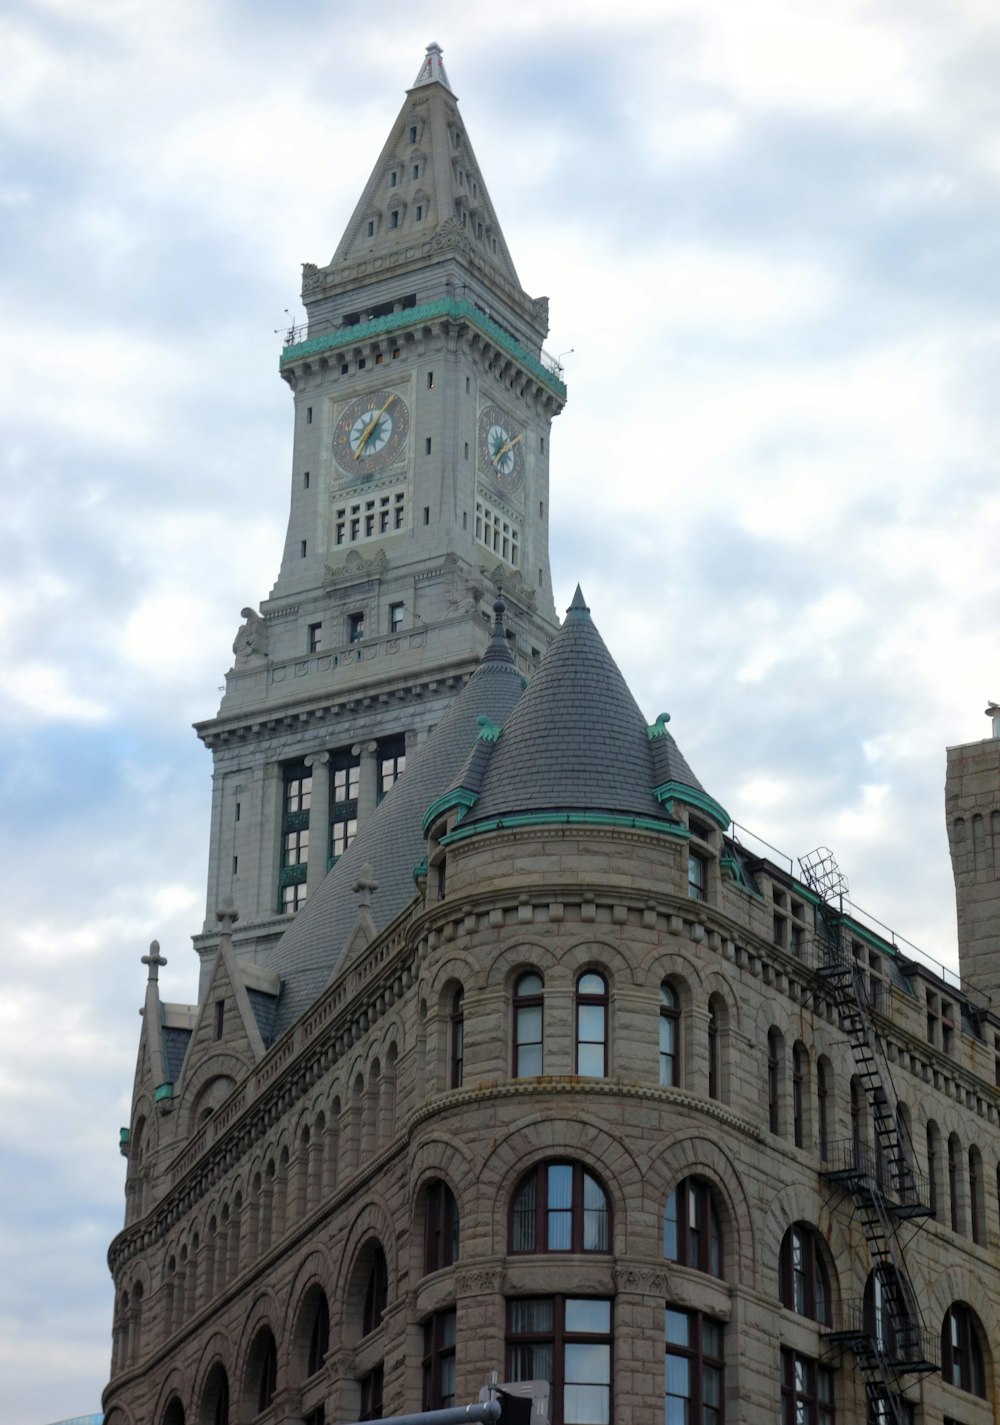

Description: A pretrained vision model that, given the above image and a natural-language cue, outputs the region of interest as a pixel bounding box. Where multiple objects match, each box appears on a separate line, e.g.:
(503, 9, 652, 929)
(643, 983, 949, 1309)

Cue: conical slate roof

(462, 587, 696, 827)
(330, 42, 521, 287)
(262, 612, 524, 1038)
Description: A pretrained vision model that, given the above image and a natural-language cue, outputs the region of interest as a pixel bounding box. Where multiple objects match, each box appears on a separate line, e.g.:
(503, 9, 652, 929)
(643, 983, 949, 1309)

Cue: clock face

(478, 403, 525, 495)
(333, 389, 410, 475)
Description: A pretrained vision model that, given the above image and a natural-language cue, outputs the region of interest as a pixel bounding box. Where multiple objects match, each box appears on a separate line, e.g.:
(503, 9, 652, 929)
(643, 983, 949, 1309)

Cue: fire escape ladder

(798, 850, 938, 1422)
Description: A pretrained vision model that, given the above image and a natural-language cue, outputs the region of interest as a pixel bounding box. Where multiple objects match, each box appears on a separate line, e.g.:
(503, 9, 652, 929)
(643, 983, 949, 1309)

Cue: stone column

(305, 751, 330, 893)
(353, 740, 379, 828)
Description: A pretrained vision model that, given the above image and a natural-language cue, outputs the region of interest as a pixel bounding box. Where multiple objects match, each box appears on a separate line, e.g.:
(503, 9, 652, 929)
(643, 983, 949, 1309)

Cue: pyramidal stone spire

(412, 40, 452, 91)
(329, 42, 521, 285)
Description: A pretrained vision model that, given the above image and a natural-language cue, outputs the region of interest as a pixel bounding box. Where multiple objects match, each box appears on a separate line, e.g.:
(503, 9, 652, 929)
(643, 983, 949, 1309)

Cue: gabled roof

(329, 43, 521, 287)
(262, 609, 525, 1037)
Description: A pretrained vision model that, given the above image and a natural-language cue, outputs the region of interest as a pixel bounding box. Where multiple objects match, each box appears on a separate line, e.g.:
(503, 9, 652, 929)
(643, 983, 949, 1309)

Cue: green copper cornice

(440, 810, 689, 847)
(654, 781, 730, 832)
(280, 298, 567, 400)
(422, 787, 479, 836)
(154, 1083, 174, 1103)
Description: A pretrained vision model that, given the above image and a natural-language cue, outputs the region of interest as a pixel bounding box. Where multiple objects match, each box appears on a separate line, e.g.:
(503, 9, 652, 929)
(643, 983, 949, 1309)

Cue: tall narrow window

(792, 1043, 806, 1149)
(424, 1180, 459, 1273)
(507, 1297, 611, 1425)
(780, 1349, 834, 1425)
(779, 1223, 831, 1324)
(349, 611, 365, 643)
(307, 1292, 330, 1377)
(377, 735, 406, 800)
(688, 852, 707, 901)
(359, 1366, 384, 1421)
(850, 1077, 863, 1167)
(817, 1059, 830, 1161)
(707, 1003, 720, 1100)
(330, 749, 360, 863)
(941, 1304, 986, 1397)
(767, 1029, 782, 1134)
(254, 1329, 278, 1414)
(279, 763, 311, 912)
(450, 989, 465, 1089)
(575, 973, 608, 1077)
(969, 1148, 983, 1244)
(390, 601, 405, 634)
(948, 1134, 961, 1233)
(927, 1123, 939, 1217)
(665, 1310, 723, 1425)
(513, 972, 544, 1077)
(510, 1163, 610, 1254)
(362, 1248, 388, 1335)
(422, 1309, 457, 1410)
(664, 1177, 723, 1277)
(660, 982, 679, 1087)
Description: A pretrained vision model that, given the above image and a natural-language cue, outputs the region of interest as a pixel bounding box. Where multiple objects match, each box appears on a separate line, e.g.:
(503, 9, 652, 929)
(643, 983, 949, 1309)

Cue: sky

(4, 0, 1000, 1417)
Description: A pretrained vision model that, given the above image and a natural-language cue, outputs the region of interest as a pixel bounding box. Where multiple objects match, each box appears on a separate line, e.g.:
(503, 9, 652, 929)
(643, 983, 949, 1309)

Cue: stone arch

(336, 1194, 397, 1337)
(190, 1334, 233, 1425)
(645, 945, 711, 995)
(760, 1183, 846, 1307)
(409, 1129, 482, 1200)
(286, 1249, 337, 1383)
(699, 969, 743, 1035)
(151, 1368, 191, 1425)
(485, 937, 560, 990)
(561, 934, 640, 989)
(482, 1112, 642, 1257)
(645, 1130, 755, 1287)
(178, 1049, 249, 1136)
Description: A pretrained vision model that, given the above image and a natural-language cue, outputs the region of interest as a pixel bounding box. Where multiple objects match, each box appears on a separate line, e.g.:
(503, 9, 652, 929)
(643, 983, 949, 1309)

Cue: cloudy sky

(4, 0, 1000, 1417)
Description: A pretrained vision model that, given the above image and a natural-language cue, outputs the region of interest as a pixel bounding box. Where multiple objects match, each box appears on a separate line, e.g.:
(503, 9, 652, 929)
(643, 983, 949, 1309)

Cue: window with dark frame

(792, 1043, 806, 1148)
(377, 735, 406, 800)
(660, 982, 679, 1087)
(664, 1177, 722, 1277)
(687, 851, 707, 901)
(665, 1308, 722, 1425)
(279, 763, 311, 912)
(780, 1348, 834, 1425)
(359, 1366, 384, 1421)
(768, 1029, 782, 1134)
(306, 1292, 330, 1377)
(817, 1059, 830, 1161)
(510, 1162, 610, 1254)
(779, 1223, 831, 1325)
(575, 972, 608, 1077)
(450, 988, 465, 1089)
(948, 1134, 961, 1232)
(362, 1248, 388, 1336)
(328, 748, 360, 864)
(424, 1180, 459, 1274)
(941, 1303, 986, 1397)
(927, 1123, 939, 1217)
(970, 1147, 983, 1244)
(308, 622, 322, 653)
(708, 1003, 720, 1100)
(422, 1309, 457, 1410)
(390, 602, 405, 634)
(513, 972, 544, 1077)
(348, 611, 365, 643)
(255, 1330, 278, 1414)
(507, 1296, 611, 1425)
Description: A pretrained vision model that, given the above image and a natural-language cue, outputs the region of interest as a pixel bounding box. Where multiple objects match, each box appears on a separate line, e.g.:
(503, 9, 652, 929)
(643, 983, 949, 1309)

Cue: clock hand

(354, 394, 395, 459)
(492, 431, 524, 466)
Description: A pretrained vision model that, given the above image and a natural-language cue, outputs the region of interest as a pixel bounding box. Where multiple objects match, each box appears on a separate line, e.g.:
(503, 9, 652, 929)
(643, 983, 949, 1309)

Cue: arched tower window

(450, 988, 465, 1089)
(660, 982, 679, 1087)
(513, 972, 544, 1077)
(510, 1162, 610, 1254)
(664, 1177, 723, 1277)
(941, 1303, 986, 1397)
(575, 972, 608, 1077)
(424, 1179, 460, 1273)
(779, 1223, 831, 1325)
(362, 1246, 389, 1335)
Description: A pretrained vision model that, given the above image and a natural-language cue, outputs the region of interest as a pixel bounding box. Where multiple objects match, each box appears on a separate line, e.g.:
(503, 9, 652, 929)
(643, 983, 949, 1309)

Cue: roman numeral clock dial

(333, 389, 410, 476)
(478, 403, 525, 496)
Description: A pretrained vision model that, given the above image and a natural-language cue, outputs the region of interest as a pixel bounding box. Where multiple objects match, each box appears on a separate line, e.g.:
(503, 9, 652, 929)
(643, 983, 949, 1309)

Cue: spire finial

(216, 897, 239, 938)
(482, 586, 515, 665)
(141, 939, 167, 984)
(566, 584, 591, 619)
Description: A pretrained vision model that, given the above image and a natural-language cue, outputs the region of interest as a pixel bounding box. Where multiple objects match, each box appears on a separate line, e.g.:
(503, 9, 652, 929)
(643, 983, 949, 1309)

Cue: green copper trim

(440, 811, 689, 847)
(647, 712, 672, 740)
(119, 1127, 130, 1146)
(154, 1083, 174, 1103)
(280, 298, 567, 400)
(413, 857, 428, 885)
(476, 714, 502, 743)
(719, 853, 764, 899)
(654, 782, 730, 832)
(421, 787, 479, 836)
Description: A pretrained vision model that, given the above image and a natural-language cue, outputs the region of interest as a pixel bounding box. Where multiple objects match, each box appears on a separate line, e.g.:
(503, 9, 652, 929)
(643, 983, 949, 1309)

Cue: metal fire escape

(798, 847, 938, 1425)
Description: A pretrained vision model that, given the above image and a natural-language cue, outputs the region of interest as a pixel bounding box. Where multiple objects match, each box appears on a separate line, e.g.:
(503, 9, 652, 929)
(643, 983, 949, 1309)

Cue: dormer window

(408, 123, 418, 143)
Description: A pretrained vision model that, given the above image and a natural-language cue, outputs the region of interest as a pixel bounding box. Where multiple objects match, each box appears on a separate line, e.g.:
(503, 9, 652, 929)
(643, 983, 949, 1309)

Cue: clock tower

(192, 44, 566, 987)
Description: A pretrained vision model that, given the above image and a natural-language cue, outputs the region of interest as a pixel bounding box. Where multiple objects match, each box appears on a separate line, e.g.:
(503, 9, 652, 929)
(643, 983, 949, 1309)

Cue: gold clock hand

(354, 394, 395, 459)
(492, 431, 524, 466)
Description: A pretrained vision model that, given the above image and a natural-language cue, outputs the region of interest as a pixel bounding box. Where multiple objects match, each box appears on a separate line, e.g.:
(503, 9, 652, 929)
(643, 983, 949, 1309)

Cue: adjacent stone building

(104, 45, 1000, 1425)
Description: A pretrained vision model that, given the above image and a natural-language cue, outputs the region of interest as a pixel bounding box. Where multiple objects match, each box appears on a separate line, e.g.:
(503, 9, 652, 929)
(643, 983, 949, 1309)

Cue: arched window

(850, 1077, 864, 1167)
(864, 1266, 916, 1361)
(424, 1179, 459, 1273)
(450, 989, 464, 1089)
(941, 1304, 986, 1397)
(664, 1177, 722, 1277)
(510, 1162, 610, 1254)
(660, 982, 679, 1087)
(768, 1029, 784, 1134)
(707, 998, 721, 1100)
(926, 1121, 940, 1217)
(200, 1363, 229, 1425)
(513, 972, 544, 1077)
(163, 1397, 186, 1425)
(816, 1058, 830, 1162)
(792, 1042, 807, 1148)
(575, 972, 608, 1077)
(948, 1133, 961, 1233)
(248, 1327, 278, 1415)
(969, 1146, 984, 1245)
(307, 1292, 330, 1377)
(362, 1246, 388, 1335)
(779, 1223, 831, 1325)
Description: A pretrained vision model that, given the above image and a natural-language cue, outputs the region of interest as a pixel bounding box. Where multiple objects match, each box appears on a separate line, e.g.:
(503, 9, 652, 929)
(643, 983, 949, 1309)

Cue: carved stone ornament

(325, 549, 388, 588)
(613, 1264, 670, 1296)
(432, 216, 473, 257)
(301, 262, 323, 297)
(232, 606, 269, 665)
(456, 1264, 505, 1296)
(488, 564, 536, 610)
(446, 560, 486, 615)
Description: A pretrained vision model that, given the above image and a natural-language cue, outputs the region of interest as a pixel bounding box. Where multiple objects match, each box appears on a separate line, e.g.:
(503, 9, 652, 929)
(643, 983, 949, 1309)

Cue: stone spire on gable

(329, 43, 521, 286)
